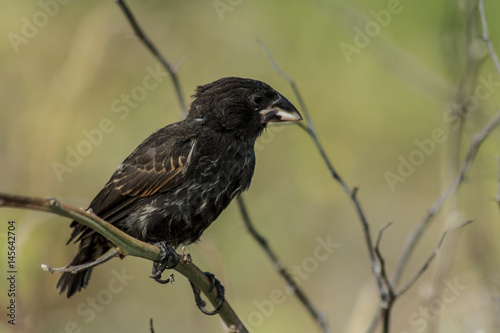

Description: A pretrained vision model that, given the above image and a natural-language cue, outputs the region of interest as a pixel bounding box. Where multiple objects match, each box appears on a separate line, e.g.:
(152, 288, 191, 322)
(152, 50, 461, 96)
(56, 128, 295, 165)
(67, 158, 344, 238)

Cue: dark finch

(57, 77, 302, 298)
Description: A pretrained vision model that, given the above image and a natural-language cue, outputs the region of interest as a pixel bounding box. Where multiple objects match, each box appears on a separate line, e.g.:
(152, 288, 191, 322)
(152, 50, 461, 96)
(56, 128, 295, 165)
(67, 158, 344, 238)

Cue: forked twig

(375, 220, 472, 333)
(258, 41, 500, 333)
(395, 220, 473, 298)
(258, 39, 385, 314)
(391, 110, 500, 289)
(374, 222, 395, 305)
(373, 222, 396, 333)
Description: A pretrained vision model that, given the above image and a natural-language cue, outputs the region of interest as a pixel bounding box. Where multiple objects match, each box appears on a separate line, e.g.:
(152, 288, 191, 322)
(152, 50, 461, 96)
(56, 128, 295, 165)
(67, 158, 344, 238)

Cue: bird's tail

(57, 237, 109, 298)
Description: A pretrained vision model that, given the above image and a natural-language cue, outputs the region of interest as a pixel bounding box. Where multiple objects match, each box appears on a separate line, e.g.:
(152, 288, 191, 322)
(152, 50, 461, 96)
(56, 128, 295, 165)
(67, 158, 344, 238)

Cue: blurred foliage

(1, 0, 500, 332)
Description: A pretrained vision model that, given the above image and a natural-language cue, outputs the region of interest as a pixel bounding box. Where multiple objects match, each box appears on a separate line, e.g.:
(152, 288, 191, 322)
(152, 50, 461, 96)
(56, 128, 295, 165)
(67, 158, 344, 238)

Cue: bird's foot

(189, 272, 225, 315)
(150, 241, 179, 284)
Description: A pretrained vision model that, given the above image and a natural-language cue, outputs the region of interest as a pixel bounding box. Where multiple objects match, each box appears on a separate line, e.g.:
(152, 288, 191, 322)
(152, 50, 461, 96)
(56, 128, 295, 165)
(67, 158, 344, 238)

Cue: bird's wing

(67, 124, 198, 244)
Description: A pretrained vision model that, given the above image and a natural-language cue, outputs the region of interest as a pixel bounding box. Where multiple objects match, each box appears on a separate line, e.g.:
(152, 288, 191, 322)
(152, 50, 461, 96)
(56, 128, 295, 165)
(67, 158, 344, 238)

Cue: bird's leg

(150, 241, 179, 284)
(189, 272, 225, 315)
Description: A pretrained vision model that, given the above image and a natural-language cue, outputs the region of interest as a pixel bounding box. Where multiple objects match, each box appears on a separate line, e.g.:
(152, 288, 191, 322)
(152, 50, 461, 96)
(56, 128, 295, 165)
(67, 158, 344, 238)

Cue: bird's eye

(251, 96, 263, 105)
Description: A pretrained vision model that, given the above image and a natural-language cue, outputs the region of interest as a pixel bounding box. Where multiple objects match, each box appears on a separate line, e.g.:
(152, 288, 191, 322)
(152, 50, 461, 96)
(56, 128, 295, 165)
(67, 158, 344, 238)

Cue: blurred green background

(1, 0, 500, 332)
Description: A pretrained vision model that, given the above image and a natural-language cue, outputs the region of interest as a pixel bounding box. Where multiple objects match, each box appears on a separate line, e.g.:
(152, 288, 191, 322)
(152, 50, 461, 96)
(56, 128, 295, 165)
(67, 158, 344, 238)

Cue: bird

(57, 77, 302, 300)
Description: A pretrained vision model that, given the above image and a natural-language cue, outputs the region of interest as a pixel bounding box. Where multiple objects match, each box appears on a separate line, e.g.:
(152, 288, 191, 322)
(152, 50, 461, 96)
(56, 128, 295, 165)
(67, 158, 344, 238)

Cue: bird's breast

(126, 145, 256, 246)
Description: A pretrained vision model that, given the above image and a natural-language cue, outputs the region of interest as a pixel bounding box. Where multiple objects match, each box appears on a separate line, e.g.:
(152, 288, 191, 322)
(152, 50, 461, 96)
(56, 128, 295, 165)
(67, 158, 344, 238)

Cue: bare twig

(150, 318, 155, 333)
(375, 220, 472, 333)
(374, 222, 395, 333)
(114, 0, 187, 115)
(479, 0, 500, 76)
(236, 197, 329, 333)
(365, 4, 498, 329)
(259, 41, 500, 333)
(374, 222, 395, 304)
(396, 232, 446, 299)
(497, 157, 500, 206)
(258, 40, 385, 310)
(0, 193, 247, 333)
(392, 109, 500, 289)
(396, 219, 473, 298)
(479, 0, 500, 209)
(257, 40, 347, 190)
(423, 3, 482, 331)
(42, 248, 121, 274)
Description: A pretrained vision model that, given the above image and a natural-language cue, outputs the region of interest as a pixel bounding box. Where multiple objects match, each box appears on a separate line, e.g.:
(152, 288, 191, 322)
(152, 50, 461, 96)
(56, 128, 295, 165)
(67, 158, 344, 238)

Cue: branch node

(48, 197, 60, 207)
(41, 264, 54, 273)
(181, 246, 192, 264)
(227, 325, 240, 333)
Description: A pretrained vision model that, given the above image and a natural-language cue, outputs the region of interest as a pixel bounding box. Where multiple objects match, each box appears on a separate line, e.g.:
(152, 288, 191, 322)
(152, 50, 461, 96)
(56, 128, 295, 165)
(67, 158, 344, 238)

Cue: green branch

(0, 192, 248, 333)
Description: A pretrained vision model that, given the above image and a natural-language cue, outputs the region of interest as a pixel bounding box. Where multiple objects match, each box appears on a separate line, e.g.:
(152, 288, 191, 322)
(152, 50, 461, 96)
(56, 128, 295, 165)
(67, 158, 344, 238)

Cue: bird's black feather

(57, 77, 301, 298)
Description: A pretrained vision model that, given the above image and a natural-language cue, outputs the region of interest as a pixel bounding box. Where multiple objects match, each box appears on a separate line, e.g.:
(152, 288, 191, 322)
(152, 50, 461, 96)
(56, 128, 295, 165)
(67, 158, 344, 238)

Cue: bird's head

(187, 77, 302, 138)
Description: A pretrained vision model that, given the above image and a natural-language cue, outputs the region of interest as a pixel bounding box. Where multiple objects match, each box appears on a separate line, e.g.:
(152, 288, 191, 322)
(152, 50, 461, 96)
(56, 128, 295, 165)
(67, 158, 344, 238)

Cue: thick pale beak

(260, 95, 302, 124)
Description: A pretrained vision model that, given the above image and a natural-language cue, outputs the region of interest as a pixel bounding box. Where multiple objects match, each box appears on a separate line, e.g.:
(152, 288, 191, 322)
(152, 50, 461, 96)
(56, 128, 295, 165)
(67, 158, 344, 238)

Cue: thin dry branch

(373, 222, 396, 333)
(365, 3, 500, 329)
(392, 110, 500, 289)
(479, 0, 500, 209)
(374, 222, 395, 305)
(0, 193, 247, 333)
(375, 220, 473, 333)
(150, 318, 155, 333)
(42, 248, 121, 274)
(479, 0, 500, 76)
(258, 40, 385, 310)
(395, 219, 473, 298)
(237, 197, 329, 333)
(259, 41, 500, 333)
(497, 157, 500, 206)
(115, 0, 187, 115)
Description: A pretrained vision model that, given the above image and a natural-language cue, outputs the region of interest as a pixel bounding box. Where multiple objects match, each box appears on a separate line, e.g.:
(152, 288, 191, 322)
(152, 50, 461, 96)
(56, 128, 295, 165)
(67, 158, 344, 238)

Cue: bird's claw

(189, 272, 225, 315)
(150, 241, 179, 284)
